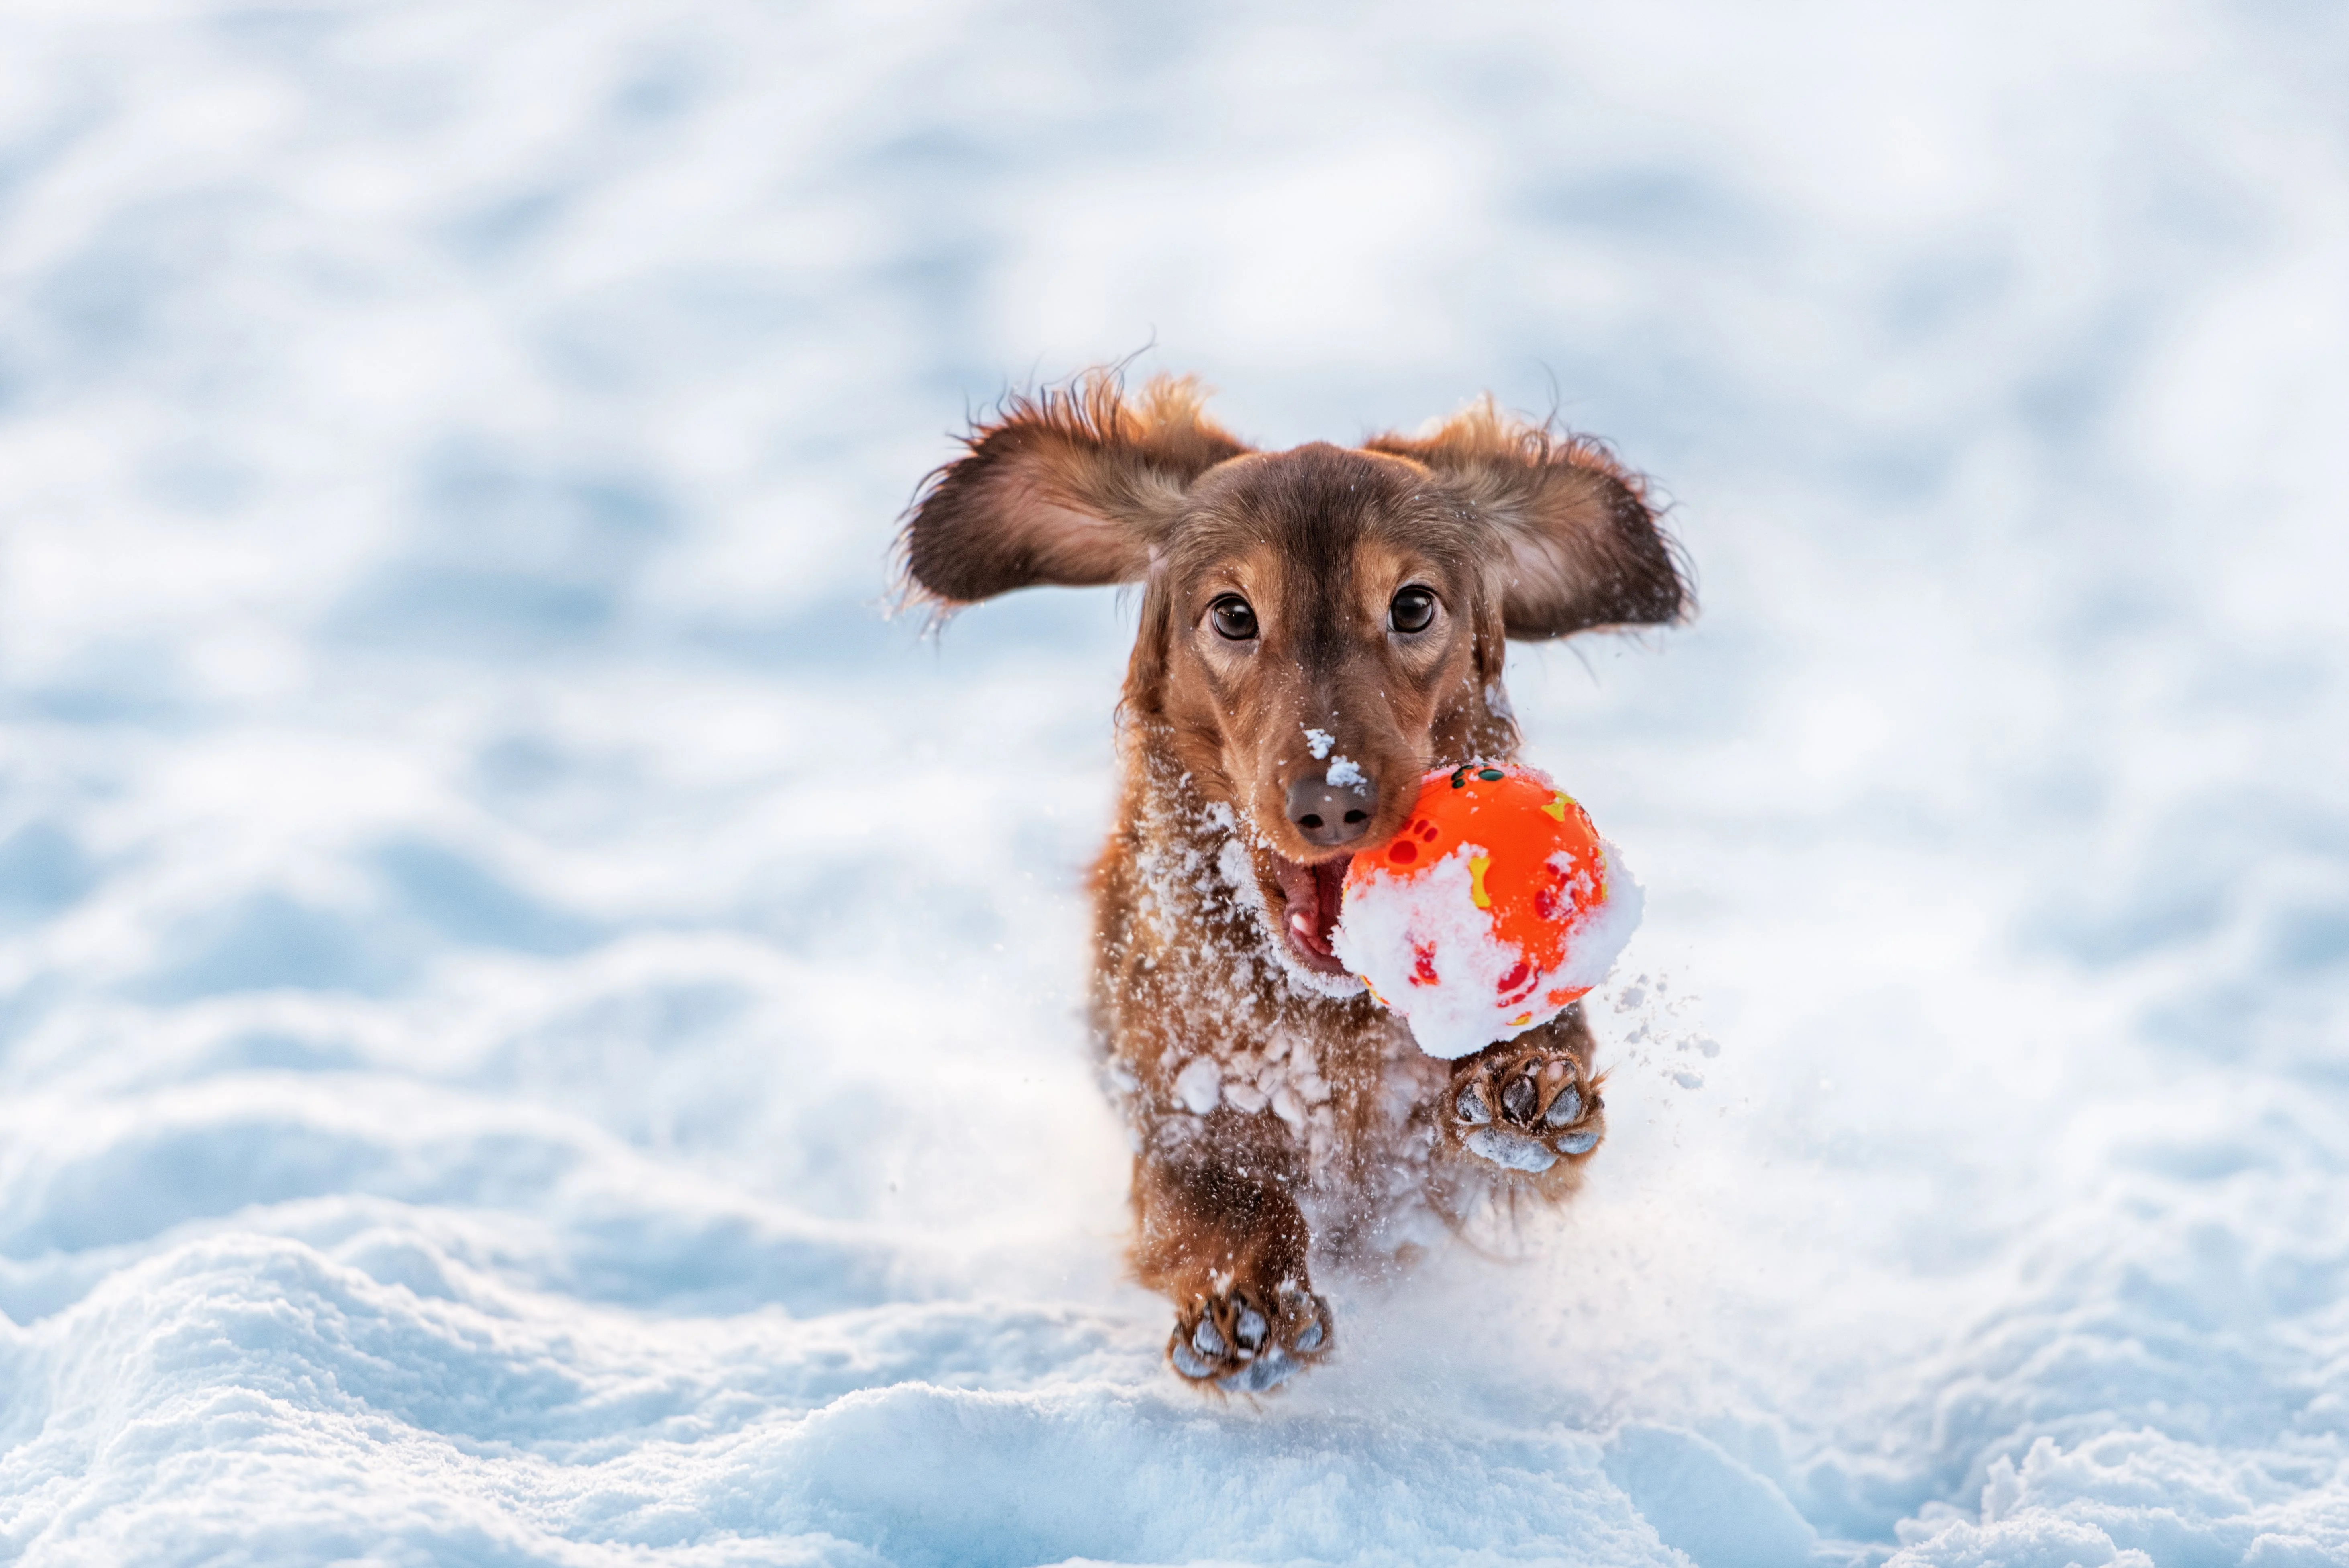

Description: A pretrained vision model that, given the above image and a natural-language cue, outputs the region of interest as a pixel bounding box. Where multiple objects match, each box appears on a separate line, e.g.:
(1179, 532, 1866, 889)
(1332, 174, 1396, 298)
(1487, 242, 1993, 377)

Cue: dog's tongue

(1276, 855, 1352, 960)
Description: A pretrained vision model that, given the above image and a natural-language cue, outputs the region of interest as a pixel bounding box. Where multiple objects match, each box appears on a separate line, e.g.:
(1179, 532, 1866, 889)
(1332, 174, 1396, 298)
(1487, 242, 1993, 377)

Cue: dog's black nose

(1286, 776, 1377, 847)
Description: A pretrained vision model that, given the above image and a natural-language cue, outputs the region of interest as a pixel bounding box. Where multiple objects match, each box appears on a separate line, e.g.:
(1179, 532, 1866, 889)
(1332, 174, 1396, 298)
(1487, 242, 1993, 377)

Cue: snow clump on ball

(1331, 762, 1642, 1059)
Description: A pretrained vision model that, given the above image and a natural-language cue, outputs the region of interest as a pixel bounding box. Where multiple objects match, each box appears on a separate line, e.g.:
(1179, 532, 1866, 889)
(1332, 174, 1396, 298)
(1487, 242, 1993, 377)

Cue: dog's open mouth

(1270, 852, 1353, 976)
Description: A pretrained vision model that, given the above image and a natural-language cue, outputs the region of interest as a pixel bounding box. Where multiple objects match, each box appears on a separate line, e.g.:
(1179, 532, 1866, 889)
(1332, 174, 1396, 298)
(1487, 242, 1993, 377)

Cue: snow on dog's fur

(898, 372, 1689, 1392)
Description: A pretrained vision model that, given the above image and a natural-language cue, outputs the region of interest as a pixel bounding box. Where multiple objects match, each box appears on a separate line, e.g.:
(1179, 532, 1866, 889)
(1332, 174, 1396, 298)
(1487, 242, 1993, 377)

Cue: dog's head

(898, 373, 1688, 981)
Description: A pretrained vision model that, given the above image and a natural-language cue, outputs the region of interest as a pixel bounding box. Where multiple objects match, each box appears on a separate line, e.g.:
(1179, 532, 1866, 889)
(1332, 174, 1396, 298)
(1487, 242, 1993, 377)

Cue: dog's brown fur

(900, 372, 1688, 1392)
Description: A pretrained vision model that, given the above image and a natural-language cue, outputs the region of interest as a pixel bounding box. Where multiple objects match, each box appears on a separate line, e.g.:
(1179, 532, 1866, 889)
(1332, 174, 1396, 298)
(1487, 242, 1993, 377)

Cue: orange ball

(1333, 762, 1640, 1059)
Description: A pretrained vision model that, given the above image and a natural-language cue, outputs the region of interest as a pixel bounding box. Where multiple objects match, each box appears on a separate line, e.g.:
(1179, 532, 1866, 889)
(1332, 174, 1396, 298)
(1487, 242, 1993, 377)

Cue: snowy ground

(2, 2, 2347, 1563)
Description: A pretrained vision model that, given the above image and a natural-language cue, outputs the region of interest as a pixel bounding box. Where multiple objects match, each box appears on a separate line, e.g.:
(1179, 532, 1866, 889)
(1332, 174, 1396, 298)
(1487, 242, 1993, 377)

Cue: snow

(1332, 784, 1641, 1059)
(1332, 840, 1522, 1059)
(1550, 841, 1645, 995)
(1325, 756, 1365, 789)
(1173, 1056, 1223, 1115)
(2, 1, 2348, 1564)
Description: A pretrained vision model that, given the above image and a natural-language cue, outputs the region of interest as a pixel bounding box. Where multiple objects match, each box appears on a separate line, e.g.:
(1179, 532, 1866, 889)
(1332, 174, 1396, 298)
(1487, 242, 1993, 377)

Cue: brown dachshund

(898, 373, 1688, 1392)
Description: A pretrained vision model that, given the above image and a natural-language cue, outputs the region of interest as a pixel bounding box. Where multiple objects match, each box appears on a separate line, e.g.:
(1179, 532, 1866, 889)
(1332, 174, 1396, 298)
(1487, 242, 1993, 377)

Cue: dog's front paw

(1167, 1276, 1332, 1394)
(1447, 1042, 1604, 1174)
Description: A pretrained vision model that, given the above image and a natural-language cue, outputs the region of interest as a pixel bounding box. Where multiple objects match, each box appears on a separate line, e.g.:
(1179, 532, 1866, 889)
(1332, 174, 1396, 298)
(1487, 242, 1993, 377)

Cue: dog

(897, 373, 1688, 1392)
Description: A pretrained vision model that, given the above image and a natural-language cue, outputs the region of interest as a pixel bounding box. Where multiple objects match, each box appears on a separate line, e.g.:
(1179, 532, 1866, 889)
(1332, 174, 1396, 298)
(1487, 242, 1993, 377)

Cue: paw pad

(1501, 1074, 1538, 1122)
(1448, 1046, 1602, 1172)
(1463, 1126, 1559, 1172)
(1167, 1279, 1333, 1394)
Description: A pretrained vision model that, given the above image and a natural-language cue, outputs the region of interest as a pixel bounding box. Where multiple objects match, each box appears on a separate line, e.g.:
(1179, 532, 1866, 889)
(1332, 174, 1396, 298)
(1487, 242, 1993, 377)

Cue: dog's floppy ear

(1368, 400, 1689, 638)
(898, 372, 1249, 611)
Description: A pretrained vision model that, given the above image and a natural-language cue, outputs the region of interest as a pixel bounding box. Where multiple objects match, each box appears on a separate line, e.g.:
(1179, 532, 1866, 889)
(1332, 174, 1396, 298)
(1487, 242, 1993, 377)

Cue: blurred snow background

(2, 1, 2346, 1563)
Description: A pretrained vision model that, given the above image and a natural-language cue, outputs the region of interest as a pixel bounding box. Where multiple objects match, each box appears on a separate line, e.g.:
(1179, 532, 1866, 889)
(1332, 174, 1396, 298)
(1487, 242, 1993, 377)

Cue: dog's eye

(1389, 585, 1438, 634)
(1209, 595, 1259, 641)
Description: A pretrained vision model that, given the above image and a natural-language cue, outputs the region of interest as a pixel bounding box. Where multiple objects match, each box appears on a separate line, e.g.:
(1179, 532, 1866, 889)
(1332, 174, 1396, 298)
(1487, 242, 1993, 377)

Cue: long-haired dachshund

(898, 373, 1688, 1392)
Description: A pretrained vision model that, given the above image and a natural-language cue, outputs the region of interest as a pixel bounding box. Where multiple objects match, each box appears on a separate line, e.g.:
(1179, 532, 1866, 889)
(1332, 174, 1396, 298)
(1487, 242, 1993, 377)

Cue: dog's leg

(1439, 1003, 1608, 1185)
(1131, 1140, 1333, 1394)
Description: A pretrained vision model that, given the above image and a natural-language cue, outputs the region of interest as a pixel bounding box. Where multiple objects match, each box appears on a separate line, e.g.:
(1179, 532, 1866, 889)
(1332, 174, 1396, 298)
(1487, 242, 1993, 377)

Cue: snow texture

(3, 2, 2349, 1564)
(1552, 842, 1646, 996)
(1173, 1056, 1223, 1116)
(1338, 841, 1510, 1058)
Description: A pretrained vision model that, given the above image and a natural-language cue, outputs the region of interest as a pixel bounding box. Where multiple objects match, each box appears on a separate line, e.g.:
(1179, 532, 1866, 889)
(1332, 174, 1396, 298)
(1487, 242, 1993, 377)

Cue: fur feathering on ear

(1367, 398, 1691, 639)
(894, 371, 1250, 618)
